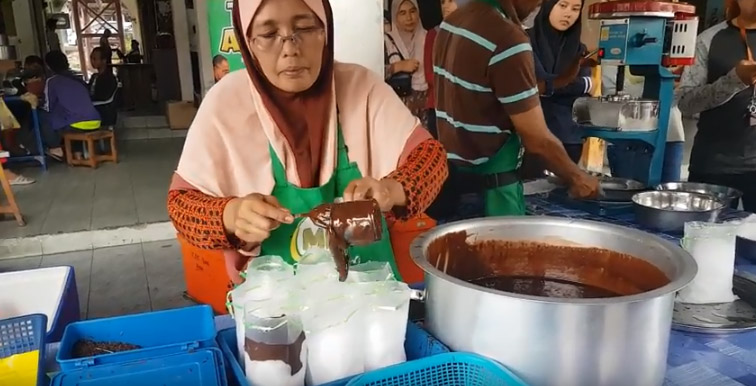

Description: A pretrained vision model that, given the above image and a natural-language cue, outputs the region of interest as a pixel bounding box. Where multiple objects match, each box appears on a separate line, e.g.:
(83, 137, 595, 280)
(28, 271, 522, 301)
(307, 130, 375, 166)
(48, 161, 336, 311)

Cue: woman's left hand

(343, 177, 406, 212)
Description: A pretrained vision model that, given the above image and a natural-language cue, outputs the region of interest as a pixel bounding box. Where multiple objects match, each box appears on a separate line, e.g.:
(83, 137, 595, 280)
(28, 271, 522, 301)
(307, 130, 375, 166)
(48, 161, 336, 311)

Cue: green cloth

(459, 132, 525, 216)
(260, 126, 401, 280)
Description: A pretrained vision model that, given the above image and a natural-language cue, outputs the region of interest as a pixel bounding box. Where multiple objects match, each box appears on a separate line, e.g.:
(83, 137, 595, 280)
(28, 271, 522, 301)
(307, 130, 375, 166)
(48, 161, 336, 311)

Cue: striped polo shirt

(433, 0, 540, 167)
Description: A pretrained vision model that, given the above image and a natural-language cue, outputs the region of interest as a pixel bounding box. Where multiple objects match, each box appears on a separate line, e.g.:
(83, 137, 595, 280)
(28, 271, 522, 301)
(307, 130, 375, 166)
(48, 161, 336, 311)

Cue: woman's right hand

(736, 60, 756, 85)
(223, 193, 294, 245)
(395, 59, 420, 74)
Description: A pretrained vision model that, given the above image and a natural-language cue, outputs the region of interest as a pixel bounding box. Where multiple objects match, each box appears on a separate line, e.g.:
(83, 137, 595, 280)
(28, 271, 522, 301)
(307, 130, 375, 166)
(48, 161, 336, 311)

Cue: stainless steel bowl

(632, 191, 724, 232)
(410, 216, 697, 386)
(656, 182, 743, 208)
(573, 95, 659, 131)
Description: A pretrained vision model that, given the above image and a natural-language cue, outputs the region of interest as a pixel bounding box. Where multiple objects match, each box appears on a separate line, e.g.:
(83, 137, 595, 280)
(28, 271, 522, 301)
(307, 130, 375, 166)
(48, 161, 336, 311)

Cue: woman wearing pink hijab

(385, 0, 429, 125)
(167, 0, 448, 285)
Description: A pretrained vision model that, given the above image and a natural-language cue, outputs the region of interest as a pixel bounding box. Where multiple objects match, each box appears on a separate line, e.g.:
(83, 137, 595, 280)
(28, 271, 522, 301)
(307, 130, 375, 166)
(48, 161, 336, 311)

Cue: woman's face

(441, 0, 458, 19)
(549, 0, 582, 31)
(396, 1, 419, 33)
(249, 0, 325, 93)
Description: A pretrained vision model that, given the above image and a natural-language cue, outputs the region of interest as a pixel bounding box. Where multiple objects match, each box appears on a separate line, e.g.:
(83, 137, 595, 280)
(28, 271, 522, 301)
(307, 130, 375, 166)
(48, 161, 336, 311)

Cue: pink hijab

(177, 0, 421, 198)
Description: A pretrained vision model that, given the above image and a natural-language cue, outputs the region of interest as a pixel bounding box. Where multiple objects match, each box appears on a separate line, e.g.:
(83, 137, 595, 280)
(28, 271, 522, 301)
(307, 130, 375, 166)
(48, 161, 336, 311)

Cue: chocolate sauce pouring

(301, 199, 383, 281)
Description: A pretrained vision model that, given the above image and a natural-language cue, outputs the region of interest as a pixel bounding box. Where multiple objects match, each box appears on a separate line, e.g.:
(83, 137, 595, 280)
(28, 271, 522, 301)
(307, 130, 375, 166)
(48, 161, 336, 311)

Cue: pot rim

(409, 216, 698, 305)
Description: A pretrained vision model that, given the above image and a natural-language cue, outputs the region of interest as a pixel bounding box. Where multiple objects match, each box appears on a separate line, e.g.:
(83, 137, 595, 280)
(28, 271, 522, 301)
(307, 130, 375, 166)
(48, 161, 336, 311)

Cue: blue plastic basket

(216, 321, 450, 386)
(345, 352, 528, 386)
(51, 347, 228, 386)
(0, 313, 48, 386)
(57, 305, 216, 370)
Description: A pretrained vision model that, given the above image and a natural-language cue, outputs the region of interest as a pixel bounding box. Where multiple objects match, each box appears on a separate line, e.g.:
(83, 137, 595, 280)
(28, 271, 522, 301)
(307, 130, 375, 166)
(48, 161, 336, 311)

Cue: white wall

(171, 0, 194, 101)
(331, 0, 384, 76)
(193, 0, 385, 96)
(11, 0, 39, 61)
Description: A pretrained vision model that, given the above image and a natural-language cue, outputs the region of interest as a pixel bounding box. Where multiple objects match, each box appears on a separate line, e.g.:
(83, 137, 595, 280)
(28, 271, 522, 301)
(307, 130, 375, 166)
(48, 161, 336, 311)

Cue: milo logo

(290, 217, 329, 261)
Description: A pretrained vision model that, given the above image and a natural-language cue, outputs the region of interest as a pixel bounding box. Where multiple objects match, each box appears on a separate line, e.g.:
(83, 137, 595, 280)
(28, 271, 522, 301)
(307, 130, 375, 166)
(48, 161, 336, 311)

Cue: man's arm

(510, 105, 583, 183)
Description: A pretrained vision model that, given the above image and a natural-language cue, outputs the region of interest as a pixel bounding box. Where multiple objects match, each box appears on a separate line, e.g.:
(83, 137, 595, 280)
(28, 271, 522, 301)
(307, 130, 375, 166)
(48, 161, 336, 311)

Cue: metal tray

(673, 272, 756, 334)
(548, 175, 646, 202)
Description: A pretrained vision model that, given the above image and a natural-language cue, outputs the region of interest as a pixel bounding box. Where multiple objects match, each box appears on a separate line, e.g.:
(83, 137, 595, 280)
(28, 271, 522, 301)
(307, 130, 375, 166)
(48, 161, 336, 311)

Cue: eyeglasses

(251, 27, 325, 52)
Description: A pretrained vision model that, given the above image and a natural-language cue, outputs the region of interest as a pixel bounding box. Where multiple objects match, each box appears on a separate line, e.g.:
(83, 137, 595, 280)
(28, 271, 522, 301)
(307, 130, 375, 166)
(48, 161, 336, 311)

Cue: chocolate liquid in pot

(244, 332, 306, 374)
(427, 231, 670, 298)
(470, 276, 621, 298)
(305, 199, 382, 281)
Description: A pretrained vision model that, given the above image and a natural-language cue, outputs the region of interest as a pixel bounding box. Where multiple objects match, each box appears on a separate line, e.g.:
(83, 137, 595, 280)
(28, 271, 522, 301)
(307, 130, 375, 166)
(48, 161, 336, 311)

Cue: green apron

(452, 0, 526, 217)
(260, 125, 402, 280)
(457, 134, 525, 216)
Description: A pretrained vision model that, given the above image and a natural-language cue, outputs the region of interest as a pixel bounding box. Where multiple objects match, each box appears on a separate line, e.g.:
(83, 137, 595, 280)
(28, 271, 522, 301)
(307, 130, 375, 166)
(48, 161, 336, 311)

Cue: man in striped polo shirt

(433, 0, 598, 216)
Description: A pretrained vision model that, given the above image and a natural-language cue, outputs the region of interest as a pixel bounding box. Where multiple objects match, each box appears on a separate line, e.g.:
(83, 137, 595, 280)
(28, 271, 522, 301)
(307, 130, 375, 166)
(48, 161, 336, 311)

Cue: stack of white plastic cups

(678, 221, 740, 304)
(346, 262, 411, 371)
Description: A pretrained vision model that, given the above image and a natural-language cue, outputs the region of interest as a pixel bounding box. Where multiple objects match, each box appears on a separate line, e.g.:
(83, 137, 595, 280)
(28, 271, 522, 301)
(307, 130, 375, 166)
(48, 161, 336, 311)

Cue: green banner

(207, 0, 245, 74)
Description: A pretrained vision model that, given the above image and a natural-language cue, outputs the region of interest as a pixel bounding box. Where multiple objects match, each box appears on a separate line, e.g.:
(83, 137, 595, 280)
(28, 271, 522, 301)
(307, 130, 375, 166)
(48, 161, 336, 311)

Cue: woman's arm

(167, 174, 238, 250)
(676, 32, 747, 115)
(384, 129, 448, 219)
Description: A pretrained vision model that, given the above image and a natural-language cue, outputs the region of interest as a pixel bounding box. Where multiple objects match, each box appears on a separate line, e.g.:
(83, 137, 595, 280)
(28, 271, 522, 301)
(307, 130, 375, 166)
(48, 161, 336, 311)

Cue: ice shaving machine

(573, 0, 699, 187)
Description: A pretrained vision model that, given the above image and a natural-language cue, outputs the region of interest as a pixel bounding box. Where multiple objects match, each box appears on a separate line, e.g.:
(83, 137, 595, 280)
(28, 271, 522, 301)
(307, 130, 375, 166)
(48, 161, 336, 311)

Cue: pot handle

(410, 288, 426, 302)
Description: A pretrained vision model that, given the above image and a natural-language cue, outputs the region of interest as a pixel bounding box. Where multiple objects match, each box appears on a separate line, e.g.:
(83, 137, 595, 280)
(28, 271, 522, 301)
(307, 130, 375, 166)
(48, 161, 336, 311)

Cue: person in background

(0, 143, 34, 185)
(432, 0, 599, 217)
(21, 56, 47, 101)
(603, 65, 686, 182)
(213, 54, 230, 82)
(88, 47, 119, 131)
(99, 29, 114, 64)
(42, 51, 100, 161)
(117, 40, 143, 64)
(168, 0, 447, 284)
(526, 0, 593, 167)
(46, 19, 61, 52)
(0, 103, 34, 185)
(7, 56, 48, 157)
(385, 0, 429, 126)
(423, 0, 470, 138)
(676, 0, 756, 211)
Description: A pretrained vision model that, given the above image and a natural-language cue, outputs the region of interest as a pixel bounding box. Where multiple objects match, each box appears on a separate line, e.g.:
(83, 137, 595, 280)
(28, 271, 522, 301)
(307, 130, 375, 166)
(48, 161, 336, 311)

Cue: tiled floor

(0, 136, 185, 238)
(0, 240, 194, 319)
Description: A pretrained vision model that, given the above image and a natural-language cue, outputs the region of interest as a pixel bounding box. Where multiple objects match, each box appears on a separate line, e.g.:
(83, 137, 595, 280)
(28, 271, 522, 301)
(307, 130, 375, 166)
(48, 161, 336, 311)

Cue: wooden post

(0, 152, 25, 226)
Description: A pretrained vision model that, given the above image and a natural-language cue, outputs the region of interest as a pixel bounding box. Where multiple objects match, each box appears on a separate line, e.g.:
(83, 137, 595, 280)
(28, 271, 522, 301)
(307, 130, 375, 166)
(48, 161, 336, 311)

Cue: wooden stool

(63, 130, 118, 168)
(0, 151, 25, 226)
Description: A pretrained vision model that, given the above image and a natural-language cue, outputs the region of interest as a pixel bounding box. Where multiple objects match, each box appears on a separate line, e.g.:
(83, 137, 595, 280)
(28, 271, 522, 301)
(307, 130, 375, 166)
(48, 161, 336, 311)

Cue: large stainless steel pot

(410, 217, 697, 386)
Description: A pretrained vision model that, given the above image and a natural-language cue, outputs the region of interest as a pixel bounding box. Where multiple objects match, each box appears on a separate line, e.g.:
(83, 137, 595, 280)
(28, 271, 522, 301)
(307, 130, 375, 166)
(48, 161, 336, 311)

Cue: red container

(389, 214, 435, 284)
(178, 234, 232, 314)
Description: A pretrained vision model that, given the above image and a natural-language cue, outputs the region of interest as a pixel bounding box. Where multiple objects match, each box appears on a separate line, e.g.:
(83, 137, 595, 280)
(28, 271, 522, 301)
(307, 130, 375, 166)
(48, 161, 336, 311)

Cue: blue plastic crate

(0, 266, 80, 342)
(57, 305, 216, 370)
(0, 313, 48, 386)
(51, 347, 227, 386)
(216, 321, 450, 386)
(346, 352, 528, 386)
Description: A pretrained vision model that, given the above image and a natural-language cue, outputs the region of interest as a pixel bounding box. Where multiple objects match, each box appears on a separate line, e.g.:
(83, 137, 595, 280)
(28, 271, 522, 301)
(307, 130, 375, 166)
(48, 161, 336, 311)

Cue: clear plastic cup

(345, 261, 394, 283)
(300, 294, 364, 385)
(359, 281, 410, 370)
(296, 248, 338, 284)
(243, 300, 306, 386)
